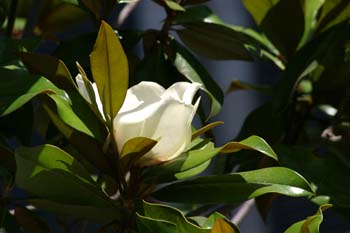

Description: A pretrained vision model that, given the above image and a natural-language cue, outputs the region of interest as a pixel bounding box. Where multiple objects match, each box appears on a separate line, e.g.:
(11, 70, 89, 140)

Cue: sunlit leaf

(153, 167, 314, 203)
(284, 204, 332, 233)
(90, 21, 128, 124)
(15, 145, 113, 208)
(138, 201, 210, 233)
(211, 218, 235, 233)
(0, 67, 60, 117)
(164, 0, 185, 11)
(144, 135, 277, 182)
(192, 121, 224, 139)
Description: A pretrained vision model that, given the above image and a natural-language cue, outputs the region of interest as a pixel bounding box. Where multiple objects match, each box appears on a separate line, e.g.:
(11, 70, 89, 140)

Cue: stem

(6, 0, 18, 37)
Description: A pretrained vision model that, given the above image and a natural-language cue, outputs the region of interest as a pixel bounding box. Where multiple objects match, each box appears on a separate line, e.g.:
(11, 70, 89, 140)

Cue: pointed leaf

(164, 0, 185, 11)
(153, 167, 314, 204)
(90, 21, 129, 123)
(284, 204, 332, 233)
(144, 136, 277, 182)
(221, 135, 278, 161)
(138, 201, 210, 233)
(0, 67, 60, 116)
(15, 145, 113, 207)
(29, 199, 120, 221)
(19, 52, 107, 141)
(192, 121, 224, 139)
(211, 219, 235, 233)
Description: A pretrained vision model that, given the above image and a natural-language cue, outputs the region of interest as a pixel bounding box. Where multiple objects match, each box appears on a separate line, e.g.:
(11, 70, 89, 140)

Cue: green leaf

(211, 218, 235, 233)
(29, 199, 120, 221)
(190, 212, 240, 233)
(19, 52, 107, 141)
(144, 136, 277, 182)
(120, 137, 157, 170)
(138, 201, 210, 233)
(316, 0, 350, 32)
(164, 0, 185, 11)
(171, 40, 224, 118)
(177, 23, 252, 60)
(221, 135, 278, 161)
(192, 121, 224, 139)
(90, 21, 129, 124)
(0, 67, 60, 117)
(299, 0, 325, 47)
(259, 0, 304, 58)
(42, 96, 114, 177)
(136, 213, 178, 233)
(153, 167, 314, 204)
(173, 6, 282, 67)
(284, 204, 332, 233)
(15, 145, 114, 207)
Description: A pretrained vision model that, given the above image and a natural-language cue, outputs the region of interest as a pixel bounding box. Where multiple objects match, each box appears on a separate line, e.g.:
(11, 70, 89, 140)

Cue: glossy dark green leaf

(171, 40, 223, 118)
(90, 21, 129, 124)
(0, 67, 60, 117)
(145, 135, 277, 182)
(284, 204, 332, 233)
(190, 212, 240, 233)
(177, 23, 252, 60)
(221, 135, 278, 161)
(15, 145, 114, 208)
(316, 0, 350, 33)
(29, 198, 120, 221)
(299, 0, 325, 47)
(136, 213, 178, 233)
(138, 201, 210, 233)
(173, 6, 282, 67)
(42, 99, 114, 177)
(20, 52, 107, 141)
(153, 167, 314, 204)
(272, 21, 350, 113)
(259, 0, 304, 58)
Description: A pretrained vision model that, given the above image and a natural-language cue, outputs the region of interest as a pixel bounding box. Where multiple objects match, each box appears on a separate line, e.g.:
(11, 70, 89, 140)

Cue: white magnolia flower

(75, 75, 201, 166)
(113, 81, 201, 166)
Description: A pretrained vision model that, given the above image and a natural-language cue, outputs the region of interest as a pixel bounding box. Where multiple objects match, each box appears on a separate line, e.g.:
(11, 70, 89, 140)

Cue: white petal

(139, 100, 197, 165)
(92, 83, 104, 118)
(119, 81, 165, 114)
(75, 74, 92, 103)
(163, 82, 202, 105)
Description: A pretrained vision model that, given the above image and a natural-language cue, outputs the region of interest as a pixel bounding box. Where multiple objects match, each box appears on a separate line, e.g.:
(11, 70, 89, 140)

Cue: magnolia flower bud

(113, 81, 201, 166)
(75, 75, 201, 166)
